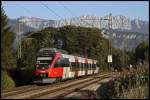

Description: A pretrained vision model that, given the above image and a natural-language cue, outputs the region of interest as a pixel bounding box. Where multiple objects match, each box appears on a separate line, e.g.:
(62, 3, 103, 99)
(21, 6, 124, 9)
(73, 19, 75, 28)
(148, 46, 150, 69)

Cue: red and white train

(33, 48, 99, 83)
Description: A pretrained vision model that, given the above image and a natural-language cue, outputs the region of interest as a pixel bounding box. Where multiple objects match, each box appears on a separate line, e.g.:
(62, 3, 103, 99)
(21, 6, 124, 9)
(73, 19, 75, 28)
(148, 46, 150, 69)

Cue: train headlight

(36, 64, 39, 67)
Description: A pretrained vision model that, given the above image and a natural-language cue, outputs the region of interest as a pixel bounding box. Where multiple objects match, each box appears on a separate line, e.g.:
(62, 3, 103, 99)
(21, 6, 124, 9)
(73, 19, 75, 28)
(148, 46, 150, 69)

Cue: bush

(15, 68, 34, 85)
(109, 65, 149, 99)
(1, 70, 15, 90)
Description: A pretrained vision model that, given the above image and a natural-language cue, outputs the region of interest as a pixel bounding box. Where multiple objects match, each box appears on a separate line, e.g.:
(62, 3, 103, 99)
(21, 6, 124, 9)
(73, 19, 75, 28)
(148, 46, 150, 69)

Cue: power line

(12, 2, 52, 23)
(11, 1, 62, 23)
(58, 1, 74, 17)
(40, 1, 62, 19)
(39, 1, 67, 27)
(13, 2, 33, 15)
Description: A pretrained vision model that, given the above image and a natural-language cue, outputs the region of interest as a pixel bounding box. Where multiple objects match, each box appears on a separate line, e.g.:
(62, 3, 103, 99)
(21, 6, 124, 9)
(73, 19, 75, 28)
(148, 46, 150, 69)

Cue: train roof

(38, 48, 97, 62)
(39, 48, 58, 53)
(61, 54, 97, 63)
(39, 48, 68, 54)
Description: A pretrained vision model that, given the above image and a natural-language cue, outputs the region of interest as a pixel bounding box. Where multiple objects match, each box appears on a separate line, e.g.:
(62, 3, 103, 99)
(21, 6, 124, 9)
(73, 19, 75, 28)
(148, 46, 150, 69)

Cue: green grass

(1, 70, 15, 90)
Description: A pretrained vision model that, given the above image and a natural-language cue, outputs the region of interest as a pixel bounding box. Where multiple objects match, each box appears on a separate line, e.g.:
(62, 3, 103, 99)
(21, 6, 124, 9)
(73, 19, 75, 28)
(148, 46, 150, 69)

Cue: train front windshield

(36, 49, 55, 69)
(36, 57, 53, 69)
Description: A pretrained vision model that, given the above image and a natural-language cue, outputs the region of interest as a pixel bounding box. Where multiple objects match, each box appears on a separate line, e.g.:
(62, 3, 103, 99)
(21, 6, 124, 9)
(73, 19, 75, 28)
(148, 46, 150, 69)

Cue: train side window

(81, 63, 82, 70)
(94, 64, 96, 69)
(90, 64, 91, 69)
(72, 62, 75, 70)
(74, 63, 76, 69)
(79, 63, 80, 69)
(89, 64, 90, 69)
(67, 63, 69, 67)
(74, 62, 76, 70)
(74, 63, 75, 68)
(77, 63, 79, 69)
(92, 64, 94, 70)
(70, 62, 72, 71)
(83, 63, 85, 70)
(54, 59, 61, 67)
(85, 63, 87, 70)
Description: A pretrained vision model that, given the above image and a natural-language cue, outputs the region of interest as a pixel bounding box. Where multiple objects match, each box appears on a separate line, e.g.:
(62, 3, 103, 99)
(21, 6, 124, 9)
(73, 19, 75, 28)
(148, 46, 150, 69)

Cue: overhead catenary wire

(13, 2, 34, 16)
(13, 1, 47, 22)
(13, 1, 60, 23)
(40, 1, 62, 19)
(39, 1, 67, 27)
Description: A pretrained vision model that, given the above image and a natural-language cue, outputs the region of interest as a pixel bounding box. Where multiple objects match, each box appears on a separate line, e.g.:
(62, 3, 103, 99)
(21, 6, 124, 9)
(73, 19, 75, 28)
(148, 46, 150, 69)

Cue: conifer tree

(1, 6, 16, 69)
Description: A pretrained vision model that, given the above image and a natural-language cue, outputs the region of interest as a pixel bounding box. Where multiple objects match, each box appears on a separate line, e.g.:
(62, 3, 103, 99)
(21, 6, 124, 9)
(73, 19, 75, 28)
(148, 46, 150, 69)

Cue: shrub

(15, 68, 34, 85)
(111, 64, 149, 99)
(1, 70, 15, 90)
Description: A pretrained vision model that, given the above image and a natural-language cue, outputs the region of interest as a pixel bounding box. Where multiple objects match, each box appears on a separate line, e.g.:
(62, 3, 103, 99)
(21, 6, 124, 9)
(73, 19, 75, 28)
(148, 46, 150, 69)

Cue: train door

(63, 67, 70, 79)
(61, 58, 70, 80)
(79, 63, 82, 76)
(82, 63, 85, 76)
(92, 64, 94, 74)
(85, 63, 87, 75)
(69, 62, 73, 78)
(90, 64, 92, 74)
(75, 62, 79, 78)
(80, 63, 83, 76)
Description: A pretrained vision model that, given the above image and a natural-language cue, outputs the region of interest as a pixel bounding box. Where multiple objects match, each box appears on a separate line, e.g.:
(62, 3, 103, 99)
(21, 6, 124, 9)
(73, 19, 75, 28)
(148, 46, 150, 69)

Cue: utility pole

(17, 18, 23, 59)
(122, 17, 126, 67)
(17, 18, 21, 59)
(108, 13, 113, 71)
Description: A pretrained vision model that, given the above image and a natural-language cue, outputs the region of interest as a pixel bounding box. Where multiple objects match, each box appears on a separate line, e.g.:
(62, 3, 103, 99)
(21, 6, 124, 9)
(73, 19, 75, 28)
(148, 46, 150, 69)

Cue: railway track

(1, 85, 44, 97)
(1, 73, 100, 98)
(1, 85, 36, 93)
(1, 73, 114, 99)
(36, 73, 117, 99)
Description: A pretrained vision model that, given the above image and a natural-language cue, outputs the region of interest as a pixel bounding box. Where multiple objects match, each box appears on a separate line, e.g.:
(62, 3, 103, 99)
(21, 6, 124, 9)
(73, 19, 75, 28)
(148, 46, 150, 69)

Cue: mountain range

(8, 15, 149, 52)
(8, 15, 149, 34)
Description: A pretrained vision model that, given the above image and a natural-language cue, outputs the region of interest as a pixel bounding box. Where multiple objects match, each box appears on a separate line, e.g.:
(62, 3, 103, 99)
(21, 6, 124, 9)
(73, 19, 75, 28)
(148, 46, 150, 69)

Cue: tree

(59, 25, 79, 54)
(39, 27, 58, 48)
(28, 27, 57, 49)
(1, 6, 16, 69)
(18, 38, 38, 69)
(135, 41, 149, 63)
(112, 47, 130, 70)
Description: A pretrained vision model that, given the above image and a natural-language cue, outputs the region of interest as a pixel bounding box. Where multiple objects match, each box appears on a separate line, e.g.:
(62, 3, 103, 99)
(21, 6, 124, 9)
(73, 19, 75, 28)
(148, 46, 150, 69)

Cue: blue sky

(2, 1, 149, 21)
